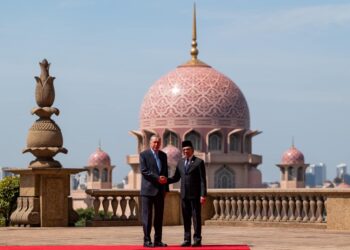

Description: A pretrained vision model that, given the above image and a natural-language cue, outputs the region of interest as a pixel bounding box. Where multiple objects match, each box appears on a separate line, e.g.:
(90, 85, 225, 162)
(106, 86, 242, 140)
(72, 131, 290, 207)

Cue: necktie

(185, 158, 190, 173)
(154, 152, 161, 173)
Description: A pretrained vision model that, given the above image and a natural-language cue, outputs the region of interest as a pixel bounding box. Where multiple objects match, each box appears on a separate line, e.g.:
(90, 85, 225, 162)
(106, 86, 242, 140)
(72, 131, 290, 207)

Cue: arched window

(93, 168, 99, 181)
(229, 134, 240, 152)
(297, 167, 304, 181)
(209, 132, 222, 151)
(185, 131, 201, 151)
(214, 166, 235, 188)
(288, 167, 294, 180)
(102, 168, 108, 182)
(164, 131, 179, 147)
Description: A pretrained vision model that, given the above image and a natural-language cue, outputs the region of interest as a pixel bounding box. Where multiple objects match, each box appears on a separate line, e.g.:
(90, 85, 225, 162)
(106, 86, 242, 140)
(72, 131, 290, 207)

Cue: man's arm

(199, 160, 207, 198)
(167, 165, 181, 184)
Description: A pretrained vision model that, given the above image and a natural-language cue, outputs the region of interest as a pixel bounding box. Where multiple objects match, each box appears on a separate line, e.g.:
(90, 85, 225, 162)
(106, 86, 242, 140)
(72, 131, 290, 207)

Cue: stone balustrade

(85, 189, 141, 226)
(84, 188, 350, 230)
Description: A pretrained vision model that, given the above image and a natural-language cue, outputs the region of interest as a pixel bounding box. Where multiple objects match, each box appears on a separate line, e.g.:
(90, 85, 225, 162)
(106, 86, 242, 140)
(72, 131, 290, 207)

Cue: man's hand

(158, 176, 167, 184)
(200, 196, 206, 205)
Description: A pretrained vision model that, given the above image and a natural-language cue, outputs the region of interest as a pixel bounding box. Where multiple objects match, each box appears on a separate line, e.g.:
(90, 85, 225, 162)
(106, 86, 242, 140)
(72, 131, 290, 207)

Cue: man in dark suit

(140, 135, 169, 248)
(168, 140, 207, 247)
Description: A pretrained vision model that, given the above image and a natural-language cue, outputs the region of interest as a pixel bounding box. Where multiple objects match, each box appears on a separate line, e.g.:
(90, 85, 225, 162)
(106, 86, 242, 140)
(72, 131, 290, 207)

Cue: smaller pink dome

(248, 168, 262, 188)
(337, 182, 350, 188)
(162, 145, 182, 168)
(88, 148, 111, 166)
(281, 145, 305, 165)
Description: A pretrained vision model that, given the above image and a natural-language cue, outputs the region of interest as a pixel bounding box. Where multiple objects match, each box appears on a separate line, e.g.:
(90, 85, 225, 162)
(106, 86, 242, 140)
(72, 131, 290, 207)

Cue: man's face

(182, 147, 194, 158)
(150, 137, 161, 152)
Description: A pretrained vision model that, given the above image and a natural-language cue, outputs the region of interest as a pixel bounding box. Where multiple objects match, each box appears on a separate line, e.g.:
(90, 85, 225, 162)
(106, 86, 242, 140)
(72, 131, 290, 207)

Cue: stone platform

(1, 225, 350, 250)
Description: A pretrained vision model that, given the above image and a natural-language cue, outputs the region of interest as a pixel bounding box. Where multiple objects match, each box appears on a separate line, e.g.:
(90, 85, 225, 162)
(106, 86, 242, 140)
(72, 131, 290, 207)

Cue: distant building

(0, 167, 15, 179)
(336, 163, 350, 184)
(305, 163, 326, 187)
(336, 163, 347, 179)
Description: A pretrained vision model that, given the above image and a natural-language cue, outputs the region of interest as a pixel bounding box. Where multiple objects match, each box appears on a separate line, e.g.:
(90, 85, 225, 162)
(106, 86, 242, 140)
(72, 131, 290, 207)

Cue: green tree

(0, 176, 20, 226)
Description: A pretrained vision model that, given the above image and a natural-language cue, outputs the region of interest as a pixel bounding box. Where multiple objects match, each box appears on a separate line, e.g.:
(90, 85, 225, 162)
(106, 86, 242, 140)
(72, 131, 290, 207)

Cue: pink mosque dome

(140, 66, 250, 130)
(162, 144, 182, 168)
(337, 182, 350, 188)
(87, 147, 111, 166)
(281, 145, 305, 165)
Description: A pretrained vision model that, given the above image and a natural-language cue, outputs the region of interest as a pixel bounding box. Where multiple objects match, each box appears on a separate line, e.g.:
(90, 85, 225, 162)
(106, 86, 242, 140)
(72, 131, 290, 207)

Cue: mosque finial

(292, 136, 295, 148)
(179, 3, 210, 68)
(98, 139, 102, 150)
(191, 3, 198, 61)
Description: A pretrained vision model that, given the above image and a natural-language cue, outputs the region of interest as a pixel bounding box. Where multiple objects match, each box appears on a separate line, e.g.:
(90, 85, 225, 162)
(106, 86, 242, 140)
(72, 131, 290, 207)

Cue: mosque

(124, 7, 263, 189)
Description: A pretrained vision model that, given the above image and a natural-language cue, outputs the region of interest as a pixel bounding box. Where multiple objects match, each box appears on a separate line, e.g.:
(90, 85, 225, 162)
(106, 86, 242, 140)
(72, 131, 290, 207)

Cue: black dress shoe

(192, 240, 202, 247)
(143, 241, 154, 248)
(180, 241, 191, 247)
(154, 241, 167, 247)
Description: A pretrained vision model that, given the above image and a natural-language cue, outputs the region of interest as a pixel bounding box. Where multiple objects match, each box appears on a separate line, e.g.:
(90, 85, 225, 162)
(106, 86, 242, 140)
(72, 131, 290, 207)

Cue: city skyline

(0, 1, 349, 184)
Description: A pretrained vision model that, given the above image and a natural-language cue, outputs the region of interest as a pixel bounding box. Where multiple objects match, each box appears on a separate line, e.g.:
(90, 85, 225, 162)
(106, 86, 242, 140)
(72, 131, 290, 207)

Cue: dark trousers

(182, 198, 202, 242)
(141, 192, 164, 243)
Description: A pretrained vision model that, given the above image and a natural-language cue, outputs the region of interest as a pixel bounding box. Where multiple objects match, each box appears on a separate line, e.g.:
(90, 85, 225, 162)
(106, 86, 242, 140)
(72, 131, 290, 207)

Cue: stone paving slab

(0, 226, 350, 250)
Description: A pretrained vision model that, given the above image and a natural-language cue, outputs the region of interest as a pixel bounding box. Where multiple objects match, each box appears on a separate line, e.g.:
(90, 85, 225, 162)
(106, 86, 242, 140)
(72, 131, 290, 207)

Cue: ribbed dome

(162, 144, 182, 168)
(140, 65, 250, 129)
(281, 145, 305, 165)
(88, 148, 111, 166)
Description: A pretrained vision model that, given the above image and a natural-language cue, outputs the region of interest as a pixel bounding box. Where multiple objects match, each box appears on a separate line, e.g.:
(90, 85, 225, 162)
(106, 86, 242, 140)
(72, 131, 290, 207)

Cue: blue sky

(0, 0, 349, 184)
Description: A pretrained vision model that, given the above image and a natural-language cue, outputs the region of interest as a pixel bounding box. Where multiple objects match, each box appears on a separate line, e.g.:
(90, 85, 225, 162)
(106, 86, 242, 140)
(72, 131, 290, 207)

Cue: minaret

(277, 142, 309, 188)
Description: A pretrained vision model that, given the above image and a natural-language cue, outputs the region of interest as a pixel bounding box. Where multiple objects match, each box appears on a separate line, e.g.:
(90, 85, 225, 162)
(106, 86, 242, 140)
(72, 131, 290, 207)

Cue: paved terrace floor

(0, 225, 350, 250)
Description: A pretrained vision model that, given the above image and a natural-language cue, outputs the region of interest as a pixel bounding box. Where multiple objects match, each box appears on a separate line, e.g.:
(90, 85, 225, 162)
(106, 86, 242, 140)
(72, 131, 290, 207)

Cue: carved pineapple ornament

(23, 59, 67, 168)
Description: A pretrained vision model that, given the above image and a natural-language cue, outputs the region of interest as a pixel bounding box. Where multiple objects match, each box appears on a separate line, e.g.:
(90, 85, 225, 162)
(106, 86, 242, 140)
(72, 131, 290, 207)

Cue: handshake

(158, 175, 168, 184)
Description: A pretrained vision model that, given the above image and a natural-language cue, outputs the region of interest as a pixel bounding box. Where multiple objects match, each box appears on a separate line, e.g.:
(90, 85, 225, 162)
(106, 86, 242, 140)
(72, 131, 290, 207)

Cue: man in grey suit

(140, 135, 169, 248)
(168, 140, 207, 247)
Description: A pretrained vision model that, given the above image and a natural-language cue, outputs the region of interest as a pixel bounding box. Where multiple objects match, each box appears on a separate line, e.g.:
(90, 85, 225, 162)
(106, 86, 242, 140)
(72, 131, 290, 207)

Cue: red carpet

(0, 245, 250, 250)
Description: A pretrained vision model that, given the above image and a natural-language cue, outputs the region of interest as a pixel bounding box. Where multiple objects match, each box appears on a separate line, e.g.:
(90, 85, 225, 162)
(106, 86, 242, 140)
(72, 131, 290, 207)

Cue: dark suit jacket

(169, 155, 207, 199)
(140, 149, 169, 196)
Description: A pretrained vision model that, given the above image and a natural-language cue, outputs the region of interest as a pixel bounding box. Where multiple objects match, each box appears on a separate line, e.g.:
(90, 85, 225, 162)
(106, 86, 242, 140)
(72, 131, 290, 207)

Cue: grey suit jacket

(140, 149, 169, 196)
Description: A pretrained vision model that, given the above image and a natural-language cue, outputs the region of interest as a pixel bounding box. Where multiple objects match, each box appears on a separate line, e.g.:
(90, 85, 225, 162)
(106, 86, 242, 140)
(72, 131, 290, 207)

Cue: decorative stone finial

(34, 58, 56, 107)
(23, 59, 67, 168)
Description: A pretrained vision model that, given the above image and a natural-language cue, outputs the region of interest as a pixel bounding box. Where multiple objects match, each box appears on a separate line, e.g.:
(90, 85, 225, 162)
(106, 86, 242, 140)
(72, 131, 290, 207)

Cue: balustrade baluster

(316, 196, 324, 223)
(102, 196, 110, 219)
(288, 196, 295, 221)
(120, 196, 127, 220)
(93, 196, 101, 220)
(111, 196, 119, 220)
(309, 196, 316, 222)
(219, 197, 225, 220)
(302, 196, 309, 222)
(255, 196, 262, 221)
(281, 196, 288, 222)
(243, 196, 249, 220)
(212, 197, 219, 220)
(295, 196, 302, 222)
(262, 196, 268, 221)
(225, 197, 231, 220)
(275, 196, 281, 222)
(237, 196, 243, 220)
(249, 196, 255, 221)
(129, 196, 137, 220)
(268, 196, 275, 221)
(230, 197, 237, 220)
